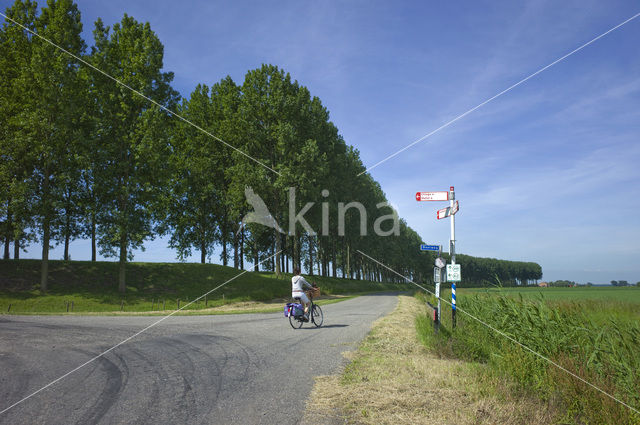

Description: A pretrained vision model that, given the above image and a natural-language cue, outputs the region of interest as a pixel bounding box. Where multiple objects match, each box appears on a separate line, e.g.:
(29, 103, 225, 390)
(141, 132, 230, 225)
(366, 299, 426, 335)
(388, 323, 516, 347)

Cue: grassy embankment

(304, 295, 554, 425)
(0, 259, 411, 315)
(417, 286, 640, 424)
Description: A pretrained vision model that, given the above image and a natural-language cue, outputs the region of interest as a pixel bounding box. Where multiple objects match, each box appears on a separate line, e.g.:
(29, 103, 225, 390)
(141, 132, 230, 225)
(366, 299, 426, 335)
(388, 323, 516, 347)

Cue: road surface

(0, 293, 399, 424)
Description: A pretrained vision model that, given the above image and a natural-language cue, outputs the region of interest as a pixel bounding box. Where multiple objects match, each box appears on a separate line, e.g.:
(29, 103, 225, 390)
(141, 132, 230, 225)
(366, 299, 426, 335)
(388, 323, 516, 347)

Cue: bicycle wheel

(311, 304, 323, 327)
(289, 312, 303, 329)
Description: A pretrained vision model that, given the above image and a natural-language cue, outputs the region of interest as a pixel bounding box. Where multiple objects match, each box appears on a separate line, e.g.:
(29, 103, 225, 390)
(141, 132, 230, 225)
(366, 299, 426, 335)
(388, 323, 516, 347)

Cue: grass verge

(303, 295, 554, 425)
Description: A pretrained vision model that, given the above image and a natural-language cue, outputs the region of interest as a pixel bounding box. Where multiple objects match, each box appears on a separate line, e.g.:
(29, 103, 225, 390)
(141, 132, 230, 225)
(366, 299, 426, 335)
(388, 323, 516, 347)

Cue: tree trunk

(91, 213, 96, 261)
(274, 229, 281, 276)
(14, 236, 19, 259)
(118, 233, 126, 293)
(40, 175, 51, 293)
(233, 232, 239, 269)
(200, 239, 206, 264)
(346, 242, 350, 279)
(253, 239, 259, 272)
(271, 243, 275, 272)
(308, 235, 314, 276)
(4, 198, 12, 259)
(64, 227, 70, 261)
(3, 236, 9, 260)
(240, 227, 244, 270)
(221, 218, 228, 266)
(63, 198, 71, 261)
(316, 238, 321, 276)
(3, 210, 11, 260)
(40, 221, 50, 293)
(331, 240, 337, 278)
(283, 243, 287, 273)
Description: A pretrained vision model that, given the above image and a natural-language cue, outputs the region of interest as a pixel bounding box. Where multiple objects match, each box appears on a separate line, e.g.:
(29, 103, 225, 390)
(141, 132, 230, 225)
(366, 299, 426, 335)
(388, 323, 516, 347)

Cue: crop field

(462, 285, 640, 302)
(461, 286, 640, 323)
(417, 286, 640, 424)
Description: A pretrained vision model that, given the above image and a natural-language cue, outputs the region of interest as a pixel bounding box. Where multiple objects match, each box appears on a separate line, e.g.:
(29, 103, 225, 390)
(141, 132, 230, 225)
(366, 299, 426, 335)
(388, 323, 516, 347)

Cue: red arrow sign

(416, 191, 449, 201)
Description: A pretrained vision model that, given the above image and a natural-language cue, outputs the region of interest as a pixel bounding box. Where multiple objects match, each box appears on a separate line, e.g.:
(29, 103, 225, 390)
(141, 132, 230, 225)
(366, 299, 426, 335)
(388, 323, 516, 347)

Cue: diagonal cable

(358, 11, 640, 176)
(0, 250, 281, 415)
(0, 11, 280, 176)
(356, 249, 640, 416)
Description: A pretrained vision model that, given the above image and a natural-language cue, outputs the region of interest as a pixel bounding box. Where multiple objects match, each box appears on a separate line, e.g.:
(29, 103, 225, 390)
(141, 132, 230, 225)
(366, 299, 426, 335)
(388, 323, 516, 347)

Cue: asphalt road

(0, 293, 399, 425)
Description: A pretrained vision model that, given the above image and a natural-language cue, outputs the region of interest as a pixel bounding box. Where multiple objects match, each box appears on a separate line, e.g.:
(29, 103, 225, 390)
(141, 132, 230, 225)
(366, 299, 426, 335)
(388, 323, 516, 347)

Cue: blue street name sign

(420, 244, 440, 251)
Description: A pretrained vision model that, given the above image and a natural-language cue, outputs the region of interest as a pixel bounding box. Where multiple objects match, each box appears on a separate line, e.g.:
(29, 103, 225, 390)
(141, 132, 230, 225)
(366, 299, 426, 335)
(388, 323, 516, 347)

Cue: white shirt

(291, 275, 312, 292)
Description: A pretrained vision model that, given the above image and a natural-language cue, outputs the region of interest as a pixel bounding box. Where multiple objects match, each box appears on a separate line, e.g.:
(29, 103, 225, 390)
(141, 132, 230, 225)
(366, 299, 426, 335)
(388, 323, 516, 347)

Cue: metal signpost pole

(437, 247, 441, 327)
(449, 186, 456, 328)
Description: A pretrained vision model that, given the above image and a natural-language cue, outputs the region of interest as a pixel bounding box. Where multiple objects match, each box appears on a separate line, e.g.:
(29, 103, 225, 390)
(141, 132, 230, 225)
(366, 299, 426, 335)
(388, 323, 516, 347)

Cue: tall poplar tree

(89, 15, 178, 292)
(10, 0, 86, 291)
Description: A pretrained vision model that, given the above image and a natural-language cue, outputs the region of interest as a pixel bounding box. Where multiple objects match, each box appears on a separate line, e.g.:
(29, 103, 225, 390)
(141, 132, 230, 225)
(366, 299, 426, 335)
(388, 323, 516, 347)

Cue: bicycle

(289, 286, 323, 329)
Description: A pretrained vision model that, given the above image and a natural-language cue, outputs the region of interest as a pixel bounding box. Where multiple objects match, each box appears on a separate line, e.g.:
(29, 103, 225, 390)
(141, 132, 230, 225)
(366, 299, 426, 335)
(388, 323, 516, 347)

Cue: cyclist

(291, 267, 314, 321)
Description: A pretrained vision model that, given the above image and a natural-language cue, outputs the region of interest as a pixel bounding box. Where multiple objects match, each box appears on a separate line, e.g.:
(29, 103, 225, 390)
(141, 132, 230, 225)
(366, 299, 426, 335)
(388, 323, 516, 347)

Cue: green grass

(415, 288, 640, 424)
(0, 259, 411, 314)
(463, 285, 640, 302)
(461, 286, 640, 324)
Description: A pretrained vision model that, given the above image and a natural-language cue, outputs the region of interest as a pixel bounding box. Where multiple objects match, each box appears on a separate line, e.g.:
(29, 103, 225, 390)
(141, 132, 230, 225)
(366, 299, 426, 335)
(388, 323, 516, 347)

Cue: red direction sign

(415, 191, 449, 201)
(437, 200, 459, 219)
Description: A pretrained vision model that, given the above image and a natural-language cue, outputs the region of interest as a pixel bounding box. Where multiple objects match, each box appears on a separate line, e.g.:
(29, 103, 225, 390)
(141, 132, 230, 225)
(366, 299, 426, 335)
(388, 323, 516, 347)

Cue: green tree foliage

(0, 2, 543, 293)
(0, 0, 39, 261)
(1, 0, 86, 291)
(89, 14, 178, 292)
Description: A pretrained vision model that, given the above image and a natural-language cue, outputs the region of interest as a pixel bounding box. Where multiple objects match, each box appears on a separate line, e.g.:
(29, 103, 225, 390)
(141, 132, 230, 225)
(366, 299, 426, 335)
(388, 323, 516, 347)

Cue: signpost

(415, 191, 449, 202)
(420, 244, 441, 251)
(448, 186, 457, 328)
(434, 255, 445, 331)
(446, 264, 461, 282)
(416, 185, 460, 329)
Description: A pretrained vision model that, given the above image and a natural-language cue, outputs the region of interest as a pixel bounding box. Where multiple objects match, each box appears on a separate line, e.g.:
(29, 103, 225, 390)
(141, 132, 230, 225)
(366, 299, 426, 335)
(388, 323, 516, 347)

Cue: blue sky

(4, 0, 640, 284)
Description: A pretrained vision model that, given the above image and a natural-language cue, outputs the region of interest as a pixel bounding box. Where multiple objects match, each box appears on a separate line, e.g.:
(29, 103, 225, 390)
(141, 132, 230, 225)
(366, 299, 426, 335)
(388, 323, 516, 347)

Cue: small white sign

(437, 200, 459, 220)
(437, 206, 450, 220)
(416, 191, 449, 202)
(433, 267, 441, 283)
(446, 264, 461, 282)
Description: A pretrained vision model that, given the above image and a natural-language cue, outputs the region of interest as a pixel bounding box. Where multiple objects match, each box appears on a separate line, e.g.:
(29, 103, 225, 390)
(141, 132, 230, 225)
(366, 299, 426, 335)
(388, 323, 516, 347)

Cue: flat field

(418, 285, 640, 424)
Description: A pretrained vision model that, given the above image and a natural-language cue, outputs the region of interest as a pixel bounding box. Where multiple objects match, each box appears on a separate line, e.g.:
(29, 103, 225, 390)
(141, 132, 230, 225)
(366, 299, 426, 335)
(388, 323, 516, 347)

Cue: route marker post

(416, 185, 461, 329)
(434, 250, 446, 332)
(449, 186, 457, 329)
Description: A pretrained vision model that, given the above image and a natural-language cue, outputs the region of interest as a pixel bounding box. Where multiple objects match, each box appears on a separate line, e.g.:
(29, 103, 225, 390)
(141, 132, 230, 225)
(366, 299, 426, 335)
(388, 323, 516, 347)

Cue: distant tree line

(610, 280, 632, 287)
(450, 254, 542, 287)
(0, 0, 543, 293)
(549, 280, 577, 287)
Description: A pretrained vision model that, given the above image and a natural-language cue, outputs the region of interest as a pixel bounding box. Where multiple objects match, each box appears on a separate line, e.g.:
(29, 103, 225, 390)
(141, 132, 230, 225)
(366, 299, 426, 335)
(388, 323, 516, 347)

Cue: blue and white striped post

(451, 282, 456, 328)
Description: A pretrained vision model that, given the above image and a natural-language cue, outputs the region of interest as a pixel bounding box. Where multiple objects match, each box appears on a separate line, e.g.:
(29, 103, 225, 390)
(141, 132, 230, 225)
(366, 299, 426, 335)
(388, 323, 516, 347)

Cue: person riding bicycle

(291, 267, 314, 321)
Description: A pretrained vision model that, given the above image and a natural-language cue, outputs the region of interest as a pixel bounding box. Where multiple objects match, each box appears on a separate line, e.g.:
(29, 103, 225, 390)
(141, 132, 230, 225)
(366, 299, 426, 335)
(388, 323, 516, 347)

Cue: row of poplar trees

(0, 0, 542, 293)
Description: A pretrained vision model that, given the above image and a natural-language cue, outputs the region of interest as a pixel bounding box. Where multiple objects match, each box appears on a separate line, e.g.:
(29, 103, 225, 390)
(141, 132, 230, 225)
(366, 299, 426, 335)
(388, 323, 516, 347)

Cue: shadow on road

(299, 324, 348, 329)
